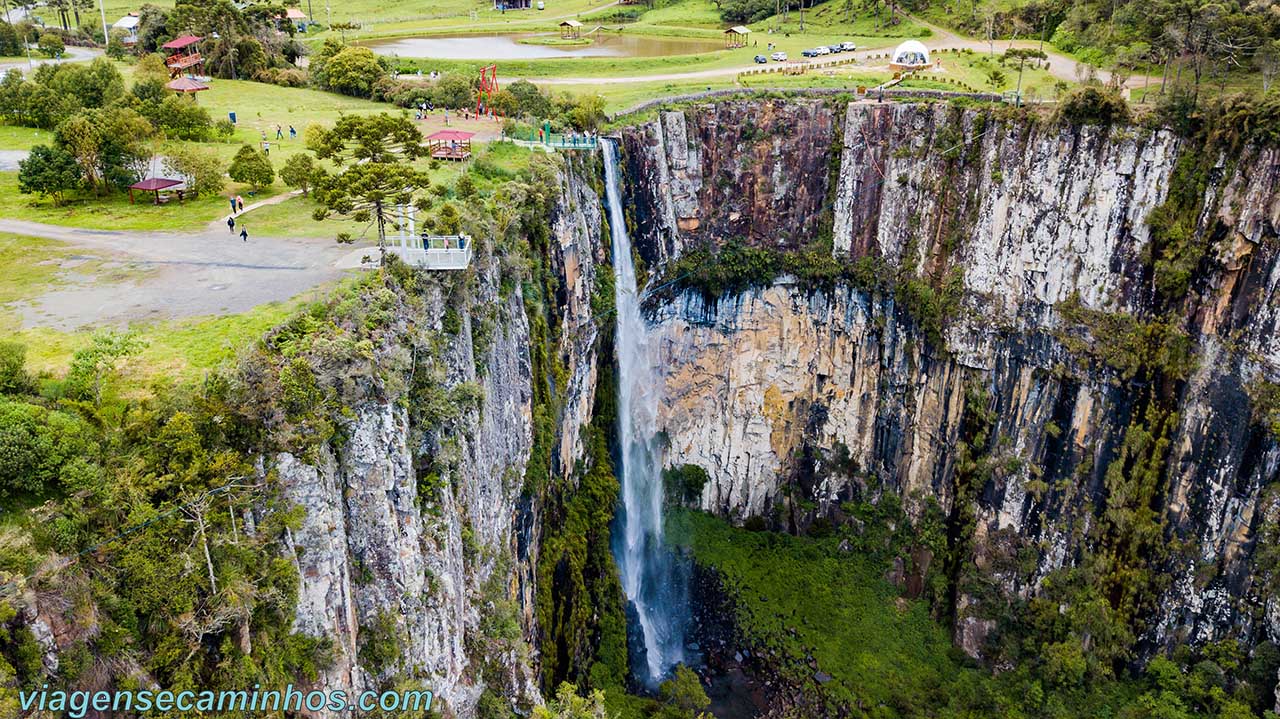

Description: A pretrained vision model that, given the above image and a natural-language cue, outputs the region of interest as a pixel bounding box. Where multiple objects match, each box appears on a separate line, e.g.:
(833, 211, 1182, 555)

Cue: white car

(770, 51, 787, 61)
(813, 46, 830, 55)
(839, 41, 857, 51)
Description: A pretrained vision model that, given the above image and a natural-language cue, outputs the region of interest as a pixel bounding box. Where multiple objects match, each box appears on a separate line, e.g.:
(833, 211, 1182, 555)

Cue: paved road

(0, 45, 103, 74)
(6, 213, 360, 330)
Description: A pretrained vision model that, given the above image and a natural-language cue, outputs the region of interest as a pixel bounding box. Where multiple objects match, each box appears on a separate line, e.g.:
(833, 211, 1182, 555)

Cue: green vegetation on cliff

(672, 510, 1278, 718)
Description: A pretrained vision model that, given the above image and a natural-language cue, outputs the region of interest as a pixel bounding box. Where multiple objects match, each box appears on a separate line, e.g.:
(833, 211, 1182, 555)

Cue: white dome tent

(890, 40, 931, 71)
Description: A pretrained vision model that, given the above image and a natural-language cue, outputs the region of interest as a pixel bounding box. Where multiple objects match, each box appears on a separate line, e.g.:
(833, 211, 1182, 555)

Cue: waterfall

(602, 139, 688, 686)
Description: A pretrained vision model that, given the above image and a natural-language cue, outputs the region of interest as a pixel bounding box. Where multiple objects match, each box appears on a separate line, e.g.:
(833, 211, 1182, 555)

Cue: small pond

(360, 32, 725, 59)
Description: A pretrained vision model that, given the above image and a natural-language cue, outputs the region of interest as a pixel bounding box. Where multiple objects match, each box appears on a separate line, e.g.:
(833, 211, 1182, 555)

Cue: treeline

(901, 0, 1280, 90)
(104, 0, 303, 79)
(0, 56, 232, 203)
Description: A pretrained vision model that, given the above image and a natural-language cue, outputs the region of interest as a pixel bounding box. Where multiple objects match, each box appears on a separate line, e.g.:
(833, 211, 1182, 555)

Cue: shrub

(0, 342, 30, 395)
(228, 145, 275, 190)
(163, 144, 225, 196)
(36, 33, 64, 58)
(1054, 86, 1131, 126)
(280, 153, 316, 195)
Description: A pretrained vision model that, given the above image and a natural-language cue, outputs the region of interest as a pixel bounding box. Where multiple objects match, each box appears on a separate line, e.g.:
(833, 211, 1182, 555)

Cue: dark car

(754, 54, 768, 63)
(801, 48, 819, 57)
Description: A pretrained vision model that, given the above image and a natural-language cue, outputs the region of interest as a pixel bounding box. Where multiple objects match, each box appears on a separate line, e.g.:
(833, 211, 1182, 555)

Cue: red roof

(130, 177, 184, 191)
(425, 130, 475, 141)
(162, 34, 202, 49)
(166, 77, 209, 92)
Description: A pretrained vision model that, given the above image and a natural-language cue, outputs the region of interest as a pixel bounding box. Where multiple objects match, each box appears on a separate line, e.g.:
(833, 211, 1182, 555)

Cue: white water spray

(602, 139, 687, 685)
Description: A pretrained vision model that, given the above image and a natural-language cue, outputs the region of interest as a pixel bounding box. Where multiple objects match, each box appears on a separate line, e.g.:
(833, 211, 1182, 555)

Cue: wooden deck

(430, 147, 472, 161)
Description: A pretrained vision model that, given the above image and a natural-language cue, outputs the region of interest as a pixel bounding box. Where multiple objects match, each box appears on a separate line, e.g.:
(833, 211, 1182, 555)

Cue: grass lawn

(667, 510, 966, 710)
(0, 171, 289, 232)
(0, 126, 47, 151)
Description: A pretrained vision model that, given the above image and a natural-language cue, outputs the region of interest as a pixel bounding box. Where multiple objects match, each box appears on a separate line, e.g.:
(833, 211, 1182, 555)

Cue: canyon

(12, 98, 1279, 717)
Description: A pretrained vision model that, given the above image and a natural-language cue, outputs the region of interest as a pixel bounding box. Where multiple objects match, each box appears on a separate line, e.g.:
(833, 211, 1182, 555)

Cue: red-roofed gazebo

(425, 130, 474, 161)
(128, 177, 185, 205)
(166, 76, 209, 96)
(162, 35, 204, 77)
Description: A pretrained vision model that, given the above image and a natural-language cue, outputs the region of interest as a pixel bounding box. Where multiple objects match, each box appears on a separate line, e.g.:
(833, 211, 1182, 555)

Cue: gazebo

(724, 25, 750, 48)
(128, 177, 185, 205)
(890, 40, 931, 71)
(559, 19, 582, 39)
(166, 76, 209, 99)
(162, 34, 204, 77)
(426, 130, 474, 161)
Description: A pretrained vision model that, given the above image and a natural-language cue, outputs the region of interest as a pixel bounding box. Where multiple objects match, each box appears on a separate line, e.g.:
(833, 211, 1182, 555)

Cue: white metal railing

(386, 244, 473, 271)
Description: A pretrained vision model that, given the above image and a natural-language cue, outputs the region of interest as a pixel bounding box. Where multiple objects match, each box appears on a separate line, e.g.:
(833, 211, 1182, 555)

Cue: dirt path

(6, 215, 359, 330)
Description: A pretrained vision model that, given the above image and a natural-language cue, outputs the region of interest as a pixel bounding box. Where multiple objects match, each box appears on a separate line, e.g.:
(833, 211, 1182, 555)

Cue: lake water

(361, 32, 724, 59)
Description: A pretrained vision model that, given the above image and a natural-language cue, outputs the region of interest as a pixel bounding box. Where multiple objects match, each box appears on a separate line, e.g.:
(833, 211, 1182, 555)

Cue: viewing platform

(336, 234, 473, 271)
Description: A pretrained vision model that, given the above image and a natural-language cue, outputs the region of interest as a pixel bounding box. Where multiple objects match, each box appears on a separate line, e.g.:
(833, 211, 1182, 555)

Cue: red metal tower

(477, 65, 499, 117)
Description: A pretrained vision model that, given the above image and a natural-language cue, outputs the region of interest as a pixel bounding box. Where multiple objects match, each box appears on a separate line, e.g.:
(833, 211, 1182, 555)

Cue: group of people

(259, 124, 297, 155)
(226, 195, 249, 242)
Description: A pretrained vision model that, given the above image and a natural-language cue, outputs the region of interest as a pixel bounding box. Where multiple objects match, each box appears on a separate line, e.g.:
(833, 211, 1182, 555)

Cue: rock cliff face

(621, 100, 1280, 661)
(270, 161, 606, 717)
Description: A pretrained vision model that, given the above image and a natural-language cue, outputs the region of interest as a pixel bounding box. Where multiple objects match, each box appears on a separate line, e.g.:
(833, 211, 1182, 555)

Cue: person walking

(240, 227, 248, 242)
(236, 195, 244, 212)
(229, 196, 237, 215)
(276, 124, 283, 140)
(227, 215, 235, 233)
(263, 140, 270, 156)
(289, 125, 296, 140)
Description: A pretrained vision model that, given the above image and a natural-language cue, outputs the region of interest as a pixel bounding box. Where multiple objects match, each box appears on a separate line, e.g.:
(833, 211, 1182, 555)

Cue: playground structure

(476, 64, 498, 117)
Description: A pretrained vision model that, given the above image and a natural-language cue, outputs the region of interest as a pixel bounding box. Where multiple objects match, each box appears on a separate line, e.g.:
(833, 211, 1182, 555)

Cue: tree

(152, 95, 214, 140)
(54, 108, 153, 195)
(566, 93, 606, 130)
(37, 32, 64, 58)
(163, 144, 224, 196)
(532, 683, 611, 719)
(17, 144, 81, 204)
(228, 145, 275, 190)
(312, 161, 431, 251)
(507, 79, 551, 118)
(0, 341, 30, 395)
(1004, 48, 1047, 100)
(317, 45, 385, 97)
(306, 112, 425, 164)
(135, 52, 172, 85)
(279, 152, 316, 195)
(985, 66, 1007, 92)
(330, 21, 359, 43)
(656, 665, 712, 719)
(432, 72, 474, 109)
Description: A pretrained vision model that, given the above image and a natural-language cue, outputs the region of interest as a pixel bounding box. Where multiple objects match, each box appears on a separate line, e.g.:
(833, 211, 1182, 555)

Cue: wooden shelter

(559, 19, 582, 39)
(162, 35, 204, 78)
(165, 76, 209, 99)
(724, 25, 750, 48)
(128, 177, 185, 205)
(426, 130, 474, 161)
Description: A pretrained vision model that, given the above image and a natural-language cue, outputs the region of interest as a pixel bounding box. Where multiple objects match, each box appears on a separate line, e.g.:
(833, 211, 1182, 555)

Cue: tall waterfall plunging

(602, 139, 688, 686)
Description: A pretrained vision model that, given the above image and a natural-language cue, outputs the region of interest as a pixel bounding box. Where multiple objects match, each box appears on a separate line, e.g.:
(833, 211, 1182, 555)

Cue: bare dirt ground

(7, 215, 359, 330)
